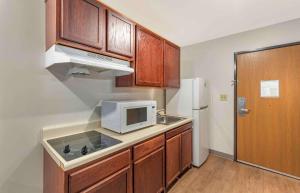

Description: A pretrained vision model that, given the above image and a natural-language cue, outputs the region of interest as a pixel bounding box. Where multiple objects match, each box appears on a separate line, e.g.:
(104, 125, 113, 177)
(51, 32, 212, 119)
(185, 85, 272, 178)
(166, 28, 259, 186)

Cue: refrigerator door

(166, 79, 193, 117)
(192, 107, 209, 167)
(193, 78, 209, 109)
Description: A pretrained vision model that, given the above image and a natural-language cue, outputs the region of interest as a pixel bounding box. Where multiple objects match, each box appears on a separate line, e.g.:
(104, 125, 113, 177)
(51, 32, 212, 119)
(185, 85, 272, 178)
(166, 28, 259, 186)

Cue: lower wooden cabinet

(166, 134, 181, 187)
(69, 150, 131, 193)
(181, 129, 193, 171)
(133, 135, 165, 193)
(82, 166, 132, 193)
(134, 147, 165, 193)
(166, 123, 193, 188)
(44, 123, 193, 193)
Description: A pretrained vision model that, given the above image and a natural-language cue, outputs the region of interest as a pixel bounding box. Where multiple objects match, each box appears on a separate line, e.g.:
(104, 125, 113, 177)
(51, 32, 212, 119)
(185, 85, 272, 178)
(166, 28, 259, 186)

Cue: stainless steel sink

(157, 115, 186, 125)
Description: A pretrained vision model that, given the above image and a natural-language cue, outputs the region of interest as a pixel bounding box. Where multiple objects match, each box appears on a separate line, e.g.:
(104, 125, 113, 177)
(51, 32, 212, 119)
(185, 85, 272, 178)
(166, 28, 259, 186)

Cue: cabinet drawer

(133, 134, 164, 161)
(81, 166, 131, 193)
(166, 122, 192, 139)
(69, 149, 131, 193)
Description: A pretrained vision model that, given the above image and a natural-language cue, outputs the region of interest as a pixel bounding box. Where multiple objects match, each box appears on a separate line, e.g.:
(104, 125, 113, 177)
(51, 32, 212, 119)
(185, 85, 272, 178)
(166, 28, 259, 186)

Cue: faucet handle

(156, 109, 165, 116)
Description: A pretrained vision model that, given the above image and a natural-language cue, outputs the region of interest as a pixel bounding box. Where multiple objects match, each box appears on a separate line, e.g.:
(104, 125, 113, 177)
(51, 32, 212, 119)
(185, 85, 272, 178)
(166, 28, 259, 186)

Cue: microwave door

(126, 107, 148, 126)
(122, 105, 155, 133)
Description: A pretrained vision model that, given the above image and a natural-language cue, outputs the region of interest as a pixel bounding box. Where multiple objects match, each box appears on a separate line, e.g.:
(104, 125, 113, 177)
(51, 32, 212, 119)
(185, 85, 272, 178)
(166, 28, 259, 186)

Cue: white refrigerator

(166, 78, 209, 167)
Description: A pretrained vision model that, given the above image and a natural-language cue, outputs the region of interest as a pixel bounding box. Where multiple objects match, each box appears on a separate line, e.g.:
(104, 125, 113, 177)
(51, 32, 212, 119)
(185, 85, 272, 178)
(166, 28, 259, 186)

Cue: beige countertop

(42, 117, 193, 171)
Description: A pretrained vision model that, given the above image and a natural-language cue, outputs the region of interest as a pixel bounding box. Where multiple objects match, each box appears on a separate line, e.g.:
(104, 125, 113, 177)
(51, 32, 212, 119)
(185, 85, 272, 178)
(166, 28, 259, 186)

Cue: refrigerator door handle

(193, 105, 208, 110)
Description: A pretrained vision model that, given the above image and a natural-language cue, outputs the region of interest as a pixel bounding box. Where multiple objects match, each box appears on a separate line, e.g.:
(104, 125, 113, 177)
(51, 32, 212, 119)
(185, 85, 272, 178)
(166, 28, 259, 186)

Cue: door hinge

(231, 80, 239, 86)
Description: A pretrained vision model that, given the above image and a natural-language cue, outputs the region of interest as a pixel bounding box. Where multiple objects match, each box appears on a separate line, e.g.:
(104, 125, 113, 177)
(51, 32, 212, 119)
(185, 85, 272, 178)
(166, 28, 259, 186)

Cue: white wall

(181, 18, 300, 155)
(0, 1, 163, 193)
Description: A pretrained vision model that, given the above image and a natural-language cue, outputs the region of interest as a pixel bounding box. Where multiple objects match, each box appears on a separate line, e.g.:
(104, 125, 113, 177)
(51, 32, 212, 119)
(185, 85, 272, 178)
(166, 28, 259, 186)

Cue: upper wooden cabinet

(106, 10, 135, 57)
(164, 41, 180, 88)
(46, 0, 180, 87)
(116, 27, 180, 88)
(60, 0, 105, 49)
(46, 0, 133, 61)
(135, 27, 164, 87)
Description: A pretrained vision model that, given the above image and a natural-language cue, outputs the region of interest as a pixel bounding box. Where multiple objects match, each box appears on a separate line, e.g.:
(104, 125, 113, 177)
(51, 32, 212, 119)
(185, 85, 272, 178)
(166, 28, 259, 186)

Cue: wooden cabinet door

(181, 129, 192, 171)
(136, 27, 164, 87)
(134, 147, 165, 193)
(61, 0, 105, 49)
(166, 134, 181, 187)
(106, 10, 134, 57)
(82, 167, 132, 193)
(164, 41, 180, 88)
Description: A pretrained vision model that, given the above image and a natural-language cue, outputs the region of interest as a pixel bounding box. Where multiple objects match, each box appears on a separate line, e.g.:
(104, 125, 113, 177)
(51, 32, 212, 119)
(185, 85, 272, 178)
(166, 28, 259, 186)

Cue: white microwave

(101, 100, 157, 134)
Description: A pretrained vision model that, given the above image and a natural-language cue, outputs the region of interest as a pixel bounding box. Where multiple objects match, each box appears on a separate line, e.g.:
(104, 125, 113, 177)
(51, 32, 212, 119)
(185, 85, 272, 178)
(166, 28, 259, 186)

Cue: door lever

(240, 108, 250, 114)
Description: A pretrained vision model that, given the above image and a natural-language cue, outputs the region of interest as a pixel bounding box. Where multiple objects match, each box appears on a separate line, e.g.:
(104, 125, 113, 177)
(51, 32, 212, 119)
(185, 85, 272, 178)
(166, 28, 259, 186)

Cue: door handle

(240, 108, 250, 113)
(238, 97, 250, 116)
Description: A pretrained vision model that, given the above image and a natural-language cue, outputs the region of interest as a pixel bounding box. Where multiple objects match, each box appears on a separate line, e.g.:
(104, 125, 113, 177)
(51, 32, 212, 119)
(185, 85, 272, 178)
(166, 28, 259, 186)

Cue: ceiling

(101, 0, 300, 47)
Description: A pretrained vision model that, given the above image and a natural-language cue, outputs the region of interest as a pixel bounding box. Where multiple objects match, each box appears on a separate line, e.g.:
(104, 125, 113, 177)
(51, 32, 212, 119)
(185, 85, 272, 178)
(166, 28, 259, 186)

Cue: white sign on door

(260, 80, 279, 98)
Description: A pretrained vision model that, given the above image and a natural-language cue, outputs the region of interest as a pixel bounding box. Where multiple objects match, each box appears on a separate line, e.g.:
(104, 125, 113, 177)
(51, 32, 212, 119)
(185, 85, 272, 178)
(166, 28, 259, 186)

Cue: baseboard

(209, 149, 234, 160)
(238, 160, 300, 180)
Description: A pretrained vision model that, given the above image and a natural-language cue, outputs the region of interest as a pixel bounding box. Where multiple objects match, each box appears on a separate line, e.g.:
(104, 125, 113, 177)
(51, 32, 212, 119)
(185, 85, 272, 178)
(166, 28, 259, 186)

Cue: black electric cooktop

(47, 131, 122, 161)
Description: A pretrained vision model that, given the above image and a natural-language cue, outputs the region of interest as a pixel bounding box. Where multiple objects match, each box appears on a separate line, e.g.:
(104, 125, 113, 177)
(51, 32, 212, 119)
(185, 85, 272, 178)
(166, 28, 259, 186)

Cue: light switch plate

(220, 94, 228, 101)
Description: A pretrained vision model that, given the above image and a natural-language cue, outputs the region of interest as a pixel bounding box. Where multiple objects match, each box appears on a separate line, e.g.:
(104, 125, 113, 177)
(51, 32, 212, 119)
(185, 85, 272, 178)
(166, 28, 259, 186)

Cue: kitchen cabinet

(166, 134, 181, 187)
(43, 123, 192, 193)
(46, 0, 180, 87)
(116, 28, 181, 88)
(164, 41, 180, 88)
(181, 129, 193, 171)
(81, 166, 131, 193)
(46, 0, 134, 61)
(69, 149, 131, 193)
(133, 135, 165, 193)
(60, 0, 105, 49)
(134, 148, 165, 193)
(135, 27, 164, 87)
(44, 149, 132, 193)
(166, 123, 193, 187)
(106, 10, 135, 57)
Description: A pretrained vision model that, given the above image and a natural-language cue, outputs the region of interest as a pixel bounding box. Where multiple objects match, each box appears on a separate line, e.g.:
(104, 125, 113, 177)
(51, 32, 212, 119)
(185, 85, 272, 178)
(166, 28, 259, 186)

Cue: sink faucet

(156, 109, 166, 118)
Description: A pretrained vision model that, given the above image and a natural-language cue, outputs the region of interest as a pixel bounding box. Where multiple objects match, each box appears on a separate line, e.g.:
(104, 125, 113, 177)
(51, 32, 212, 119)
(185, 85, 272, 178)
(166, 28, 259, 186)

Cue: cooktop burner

(47, 131, 122, 161)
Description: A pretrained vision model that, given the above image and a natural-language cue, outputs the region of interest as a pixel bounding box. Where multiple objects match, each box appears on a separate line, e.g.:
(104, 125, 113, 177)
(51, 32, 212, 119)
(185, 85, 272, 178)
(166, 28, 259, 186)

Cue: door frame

(233, 41, 300, 161)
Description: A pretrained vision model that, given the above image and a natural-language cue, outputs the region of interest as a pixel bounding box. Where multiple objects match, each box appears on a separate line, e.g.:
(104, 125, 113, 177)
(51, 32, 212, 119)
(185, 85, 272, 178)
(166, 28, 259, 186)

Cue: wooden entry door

(236, 44, 300, 177)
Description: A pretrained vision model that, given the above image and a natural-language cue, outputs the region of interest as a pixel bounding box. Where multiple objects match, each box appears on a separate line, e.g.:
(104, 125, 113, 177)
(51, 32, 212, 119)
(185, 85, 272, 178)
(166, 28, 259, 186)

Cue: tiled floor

(169, 155, 300, 193)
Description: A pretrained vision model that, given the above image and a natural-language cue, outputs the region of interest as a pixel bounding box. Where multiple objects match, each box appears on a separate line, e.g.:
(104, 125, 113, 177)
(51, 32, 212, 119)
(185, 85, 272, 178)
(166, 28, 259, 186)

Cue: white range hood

(45, 45, 134, 78)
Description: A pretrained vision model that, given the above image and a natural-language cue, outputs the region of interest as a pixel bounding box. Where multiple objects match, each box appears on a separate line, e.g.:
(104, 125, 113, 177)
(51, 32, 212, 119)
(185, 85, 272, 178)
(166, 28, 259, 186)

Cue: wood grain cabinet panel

(166, 134, 181, 187)
(61, 0, 105, 49)
(81, 166, 132, 193)
(69, 150, 130, 193)
(164, 41, 180, 88)
(106, 10, 135, 57)
(181, 129, 192, 171)
(133, 134, 164, 161)
(134, 147, 165, 193)
(43, 123, 192, 193)
(135, 27, 164, 87)
(166, 123, 193, 188)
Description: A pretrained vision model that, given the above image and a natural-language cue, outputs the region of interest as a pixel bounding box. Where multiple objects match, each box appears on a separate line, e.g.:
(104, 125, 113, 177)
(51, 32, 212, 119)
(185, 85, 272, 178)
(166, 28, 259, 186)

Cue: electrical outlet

(220, 94, 228, 101)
